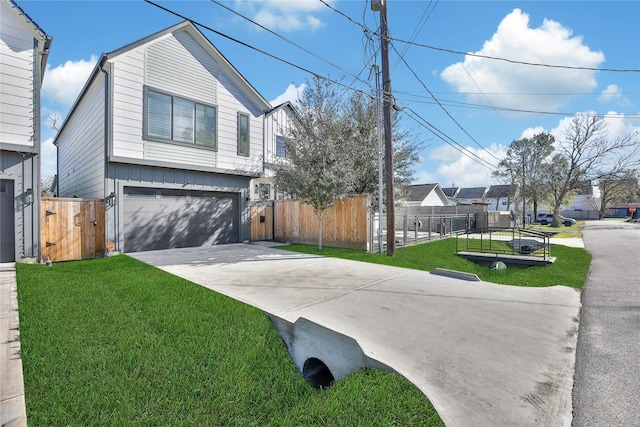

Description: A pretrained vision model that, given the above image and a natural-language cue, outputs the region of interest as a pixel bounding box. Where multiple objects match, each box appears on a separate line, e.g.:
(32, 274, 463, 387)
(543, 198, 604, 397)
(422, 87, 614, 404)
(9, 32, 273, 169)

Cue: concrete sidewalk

(131, 243, 582, 427)
(0, 263, 26, 427)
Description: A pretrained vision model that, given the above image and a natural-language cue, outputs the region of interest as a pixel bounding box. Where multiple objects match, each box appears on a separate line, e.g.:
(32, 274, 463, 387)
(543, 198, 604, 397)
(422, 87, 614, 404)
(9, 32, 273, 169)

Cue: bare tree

(597, 169, 640, 219)
(543, 113, 638, 226)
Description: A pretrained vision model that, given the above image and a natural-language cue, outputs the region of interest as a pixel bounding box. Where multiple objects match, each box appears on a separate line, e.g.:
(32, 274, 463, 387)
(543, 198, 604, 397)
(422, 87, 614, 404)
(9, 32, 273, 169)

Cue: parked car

(536, 213, 576, 226)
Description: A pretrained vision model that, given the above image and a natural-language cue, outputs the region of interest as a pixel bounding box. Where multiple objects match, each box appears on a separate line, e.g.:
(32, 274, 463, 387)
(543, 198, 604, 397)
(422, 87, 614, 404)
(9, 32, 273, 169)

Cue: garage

(123, 187, 239, 252)
(0, 180, 15, 262)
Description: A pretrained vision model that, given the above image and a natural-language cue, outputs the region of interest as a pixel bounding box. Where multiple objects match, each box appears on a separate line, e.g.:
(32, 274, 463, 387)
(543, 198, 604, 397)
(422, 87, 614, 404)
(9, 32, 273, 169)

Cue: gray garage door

(0, 180, 15, 262)
(123, 187, 239, 252)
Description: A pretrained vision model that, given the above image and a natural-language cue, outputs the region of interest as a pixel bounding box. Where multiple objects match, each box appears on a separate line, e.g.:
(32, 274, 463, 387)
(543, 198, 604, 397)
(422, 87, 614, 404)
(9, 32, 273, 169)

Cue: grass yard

(16, 256, 443, 426)
(281, 237, 591, 288)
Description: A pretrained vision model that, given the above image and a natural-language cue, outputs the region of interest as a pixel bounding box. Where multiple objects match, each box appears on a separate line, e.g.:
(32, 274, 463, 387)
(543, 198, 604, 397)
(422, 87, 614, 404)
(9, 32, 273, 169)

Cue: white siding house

(0, 0, 51, 262)
(250, 101, 297, 201)
(55, 21, 273, 252)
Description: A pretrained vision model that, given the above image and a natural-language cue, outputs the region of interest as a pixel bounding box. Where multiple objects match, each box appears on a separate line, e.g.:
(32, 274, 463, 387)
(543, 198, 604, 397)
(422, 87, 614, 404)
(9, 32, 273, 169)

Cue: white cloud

(599, 84, 622, 102)
(270, 83, 306, 106)
(441, 9, 604, 114)
(520, 126, 546, 139)
(235, 0, 328, 32)
(413, 170, 437, 185)
(425, 143, 507, 188)
(42, 55, 98, 107)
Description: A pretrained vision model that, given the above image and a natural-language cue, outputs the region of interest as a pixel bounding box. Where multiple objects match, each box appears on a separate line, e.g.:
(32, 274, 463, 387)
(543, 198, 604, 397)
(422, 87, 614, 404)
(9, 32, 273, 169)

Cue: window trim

(237, 112, 250, 157)
(143, 86, 217, 150)
(275, 134, 289, 158)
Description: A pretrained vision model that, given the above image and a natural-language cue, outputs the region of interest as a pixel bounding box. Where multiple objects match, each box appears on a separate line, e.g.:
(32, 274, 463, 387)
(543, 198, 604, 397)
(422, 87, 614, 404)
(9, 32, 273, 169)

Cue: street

(572, 220, 640, 426)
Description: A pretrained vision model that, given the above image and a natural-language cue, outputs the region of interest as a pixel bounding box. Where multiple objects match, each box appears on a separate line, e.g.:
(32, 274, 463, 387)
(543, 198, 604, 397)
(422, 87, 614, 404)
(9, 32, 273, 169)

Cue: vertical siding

(0, 1, 36, 147)
(265, 107, 294, 167)
(57, 75, 106, 198)
(106, 27, 267, 175)
(215, 71, 263, 173)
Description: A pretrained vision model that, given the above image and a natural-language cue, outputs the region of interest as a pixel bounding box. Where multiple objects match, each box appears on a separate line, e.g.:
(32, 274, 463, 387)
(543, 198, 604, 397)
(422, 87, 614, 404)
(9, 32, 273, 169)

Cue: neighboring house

(404, 183, 451, 207)
(250, 101, 297, 201)
(0, 0, 52, 262)
(562, 183, 599, 211)
(485, 184, 518, 211)
(54, 20, 273, 253)
(453, 187, 488, 205)
(604, 202, 640, 219)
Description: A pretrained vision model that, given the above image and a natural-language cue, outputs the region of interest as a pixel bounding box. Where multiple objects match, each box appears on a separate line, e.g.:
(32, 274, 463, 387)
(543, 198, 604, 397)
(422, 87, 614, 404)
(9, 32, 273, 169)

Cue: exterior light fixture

(24, 188, 34, 205)
(105, 192, 116, 209)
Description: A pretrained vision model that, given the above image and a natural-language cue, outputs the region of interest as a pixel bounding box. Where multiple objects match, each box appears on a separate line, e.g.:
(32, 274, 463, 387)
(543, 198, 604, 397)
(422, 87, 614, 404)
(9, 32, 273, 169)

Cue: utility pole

(374, 0, 395, 256)
(373, 65, 384, 255)
(522, 152, 526, 227)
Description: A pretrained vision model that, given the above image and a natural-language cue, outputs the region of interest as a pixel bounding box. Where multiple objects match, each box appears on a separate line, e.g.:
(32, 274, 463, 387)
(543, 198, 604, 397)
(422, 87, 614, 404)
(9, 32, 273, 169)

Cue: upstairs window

(275, 135, 289, 158)
(237, 113, 250, 156)
(144, 87, 216, 149)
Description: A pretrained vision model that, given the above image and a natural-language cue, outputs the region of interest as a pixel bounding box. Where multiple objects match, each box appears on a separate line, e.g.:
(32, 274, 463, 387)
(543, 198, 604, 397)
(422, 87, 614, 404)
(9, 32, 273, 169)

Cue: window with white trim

(237, 113, 250, 156)
(275, 135, 289, 158)
(144, 87, 216, 148)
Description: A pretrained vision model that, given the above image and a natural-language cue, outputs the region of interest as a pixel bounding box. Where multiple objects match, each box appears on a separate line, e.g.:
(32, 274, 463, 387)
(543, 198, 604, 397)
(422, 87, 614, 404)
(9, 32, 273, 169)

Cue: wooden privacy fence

(272, 194, 370, 250)
(41, 198, 105, 262)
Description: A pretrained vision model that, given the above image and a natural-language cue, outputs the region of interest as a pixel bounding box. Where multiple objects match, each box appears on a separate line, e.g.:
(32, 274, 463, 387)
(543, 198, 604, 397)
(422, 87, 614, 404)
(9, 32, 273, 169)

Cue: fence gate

(41, 198, 105, 262)
(250, 202, 274, 241)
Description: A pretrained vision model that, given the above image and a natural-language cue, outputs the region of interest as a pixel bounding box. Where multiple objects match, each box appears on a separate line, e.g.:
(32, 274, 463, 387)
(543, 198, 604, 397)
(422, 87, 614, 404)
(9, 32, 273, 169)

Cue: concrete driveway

(130, 243, 581, 427)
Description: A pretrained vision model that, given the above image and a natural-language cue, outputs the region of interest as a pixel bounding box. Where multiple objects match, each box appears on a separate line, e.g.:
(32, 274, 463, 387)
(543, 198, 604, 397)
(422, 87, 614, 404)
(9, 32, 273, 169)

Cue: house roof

(486, 184, 517, 198)
(456, 187, 487, 199)
(441, 187, 459, 197)
(4, 0, 52, 81)
(106, 20, 271, 110)
(54, 20, 272, 144)
(406, 184, 439, 202)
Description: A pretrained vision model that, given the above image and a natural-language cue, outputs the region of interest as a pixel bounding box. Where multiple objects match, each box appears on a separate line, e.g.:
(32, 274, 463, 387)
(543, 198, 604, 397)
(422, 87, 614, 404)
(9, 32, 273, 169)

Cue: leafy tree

(492, 133, 554, 219)
(275, 78, 350, 251)
(543, 113, 638, 226)
(275, 77, 423, 250)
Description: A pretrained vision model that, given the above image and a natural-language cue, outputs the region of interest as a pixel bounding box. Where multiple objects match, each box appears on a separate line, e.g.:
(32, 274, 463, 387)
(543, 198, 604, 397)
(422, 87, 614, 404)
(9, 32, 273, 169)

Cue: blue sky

(23, 0, 640, 187)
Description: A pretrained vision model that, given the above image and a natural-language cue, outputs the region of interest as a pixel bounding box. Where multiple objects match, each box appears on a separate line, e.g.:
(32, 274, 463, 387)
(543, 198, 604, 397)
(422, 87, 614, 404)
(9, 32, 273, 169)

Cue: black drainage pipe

(303, 358, 335, 389)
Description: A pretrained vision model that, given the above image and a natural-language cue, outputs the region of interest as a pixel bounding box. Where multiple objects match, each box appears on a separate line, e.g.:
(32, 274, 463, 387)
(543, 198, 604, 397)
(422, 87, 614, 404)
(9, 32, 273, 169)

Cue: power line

(401, 106, 498, 171)
(319, 1, 640, 73)
(394, 91, 640, 119)
(208, 0, 372, 90)
(389, 41, 502, 162)
(143, 0, 372, 99)
(392, 37, 640, 73)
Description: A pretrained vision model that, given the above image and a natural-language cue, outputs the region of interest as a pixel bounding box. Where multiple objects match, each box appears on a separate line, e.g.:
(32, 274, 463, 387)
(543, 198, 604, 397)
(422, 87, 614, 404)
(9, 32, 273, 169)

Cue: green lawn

(16, 256, 443, 426)
(281, 237, 591, 288)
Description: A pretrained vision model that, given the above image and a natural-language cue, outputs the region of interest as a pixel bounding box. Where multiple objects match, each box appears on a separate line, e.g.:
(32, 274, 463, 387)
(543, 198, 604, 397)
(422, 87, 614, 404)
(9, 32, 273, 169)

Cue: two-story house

(54, 20, 275, 253)
(0, 0, 51, 262)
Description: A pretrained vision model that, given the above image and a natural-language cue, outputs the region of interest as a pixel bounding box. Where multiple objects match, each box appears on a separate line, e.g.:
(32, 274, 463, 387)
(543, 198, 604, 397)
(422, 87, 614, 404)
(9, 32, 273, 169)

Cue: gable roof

(486, 184, 517, 198)
(456, 187, 487, 199)
(265, 101, 300, 121)
(55, 20, 272, 143)
(441, 187, 459, 197)
(406, 184, 439, 202)
(107, 20, 270, 110)
(3, 0, 52, 80)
